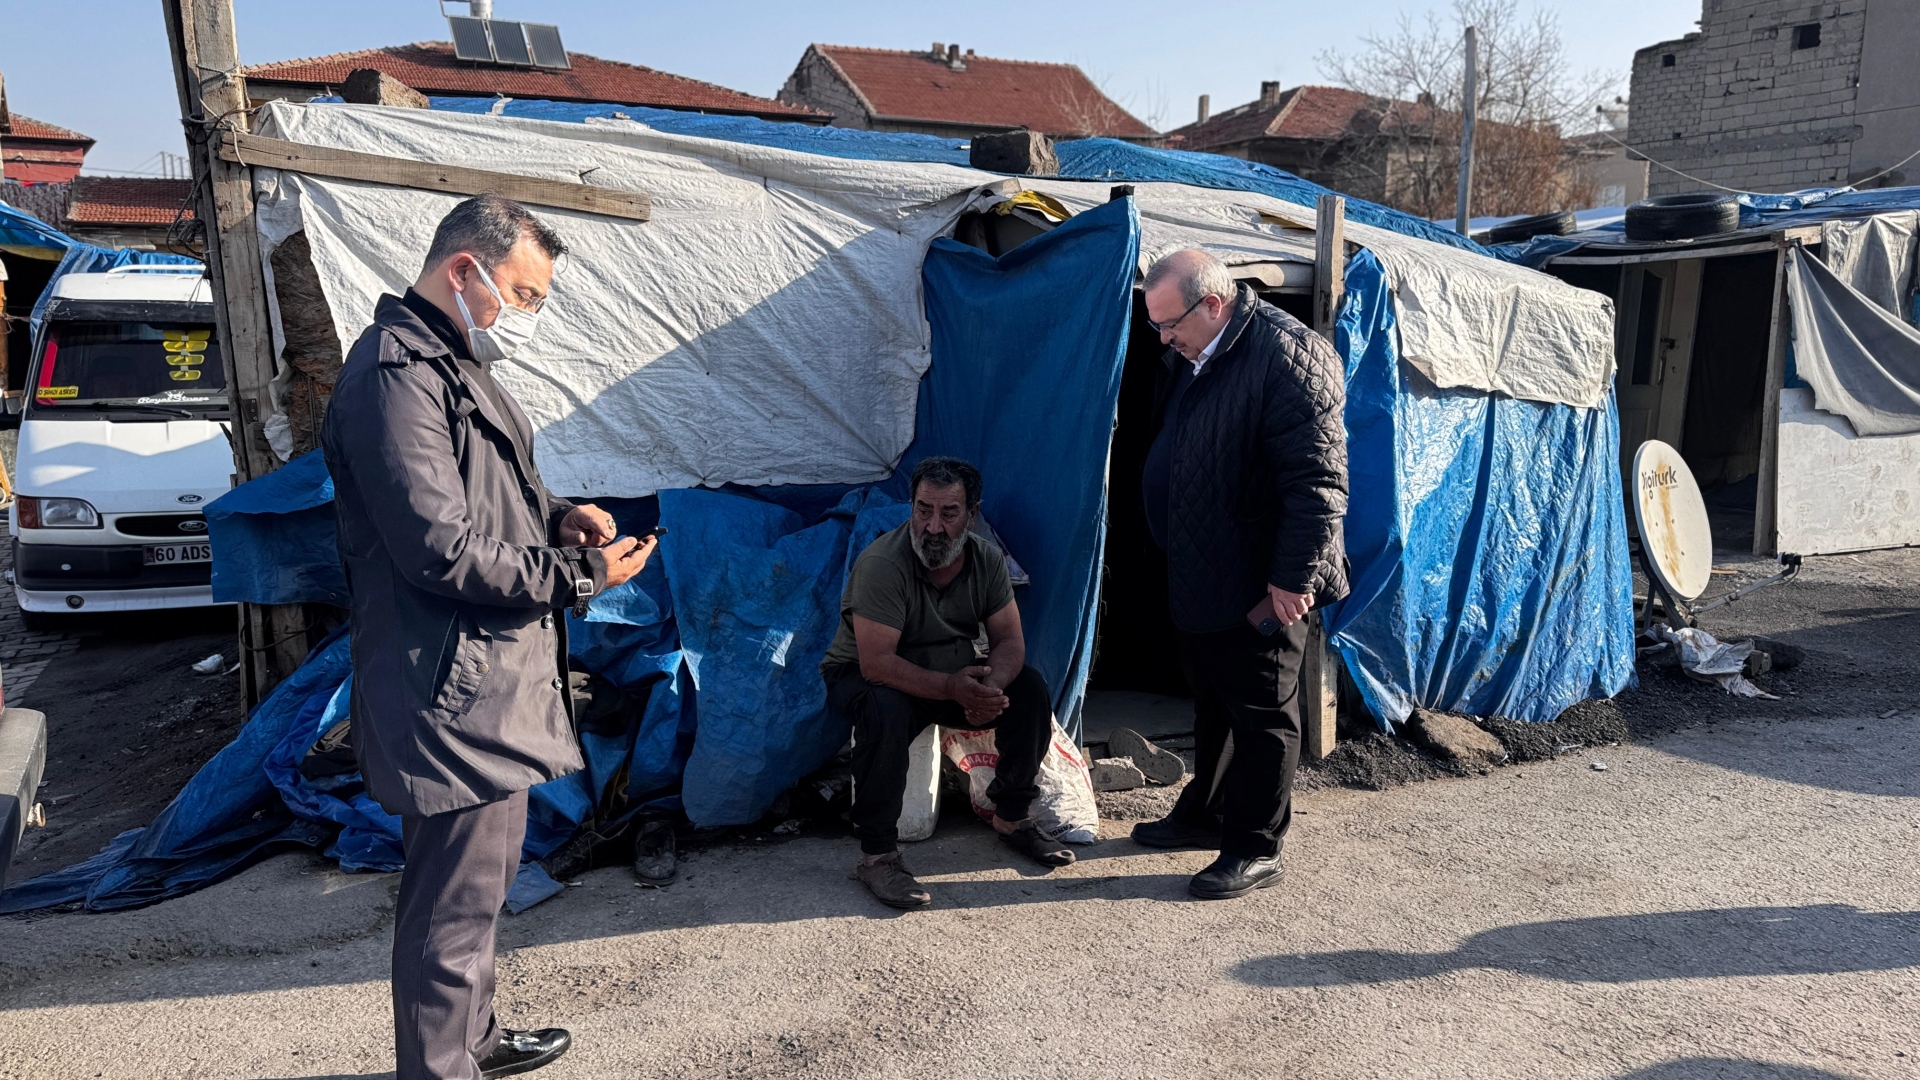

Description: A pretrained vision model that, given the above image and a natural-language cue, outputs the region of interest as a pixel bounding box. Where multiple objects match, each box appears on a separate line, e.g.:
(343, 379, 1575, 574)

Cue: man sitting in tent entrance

(821, 457, 1073, 908)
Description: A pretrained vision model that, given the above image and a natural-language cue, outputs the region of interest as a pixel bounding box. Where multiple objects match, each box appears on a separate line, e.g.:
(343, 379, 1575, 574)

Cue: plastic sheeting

(1324, 251, 1637, 727)
(204, 449, 349, 605)
(246, 99, 1604, 510)
(905, 198, 1138, 733)
(425, 97, 1483, 253)
(1785, 247, 1920, 435)
(0, 631, 351, 914)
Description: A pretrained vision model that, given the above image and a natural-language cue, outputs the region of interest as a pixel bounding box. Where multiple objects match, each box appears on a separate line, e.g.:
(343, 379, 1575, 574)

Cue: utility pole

(161, 0, 314, 711)
(1454, 24, 1478, 237)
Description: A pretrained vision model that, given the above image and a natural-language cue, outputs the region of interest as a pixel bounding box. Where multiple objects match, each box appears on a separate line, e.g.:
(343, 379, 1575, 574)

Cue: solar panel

(449, 16, 493, 62)
(488, 20, 533, 66)
(523, 23, 571, 70)
(445, 15, 569, 69)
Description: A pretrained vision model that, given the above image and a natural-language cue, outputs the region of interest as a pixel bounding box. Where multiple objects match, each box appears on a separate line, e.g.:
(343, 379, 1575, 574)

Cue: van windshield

(31, 321, 228, 413)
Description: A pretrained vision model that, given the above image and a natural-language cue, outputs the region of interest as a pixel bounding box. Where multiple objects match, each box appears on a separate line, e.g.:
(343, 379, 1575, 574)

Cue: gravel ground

(1, 704, 1914, 1080)
(1, 520, 1914, 1078)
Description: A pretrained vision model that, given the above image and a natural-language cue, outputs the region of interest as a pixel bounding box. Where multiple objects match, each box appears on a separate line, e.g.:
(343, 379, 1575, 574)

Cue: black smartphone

(648, 525, 668, 538)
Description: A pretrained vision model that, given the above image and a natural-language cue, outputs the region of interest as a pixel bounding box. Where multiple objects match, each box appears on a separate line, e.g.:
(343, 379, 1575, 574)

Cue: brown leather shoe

(854, 851, 932, 909)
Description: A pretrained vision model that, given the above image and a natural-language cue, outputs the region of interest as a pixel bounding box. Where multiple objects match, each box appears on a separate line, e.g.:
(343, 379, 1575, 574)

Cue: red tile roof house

(242, 41, 827, 123)
(2, 114, 95, 184)
(62, 176, 196, 252)
(777, 44, 1156, 142)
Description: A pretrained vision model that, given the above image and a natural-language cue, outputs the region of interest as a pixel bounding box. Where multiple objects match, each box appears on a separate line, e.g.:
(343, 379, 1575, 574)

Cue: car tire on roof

(1482, 210, 1578, 245)
(1624, 193, 1741, 242)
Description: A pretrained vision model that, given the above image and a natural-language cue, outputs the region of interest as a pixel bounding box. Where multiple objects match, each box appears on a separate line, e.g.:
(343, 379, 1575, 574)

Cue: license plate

(144, 542, 212, 566)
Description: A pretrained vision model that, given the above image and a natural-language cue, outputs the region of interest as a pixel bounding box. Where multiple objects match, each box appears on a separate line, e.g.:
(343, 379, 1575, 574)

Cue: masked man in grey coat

(322, 194, 652, 1080)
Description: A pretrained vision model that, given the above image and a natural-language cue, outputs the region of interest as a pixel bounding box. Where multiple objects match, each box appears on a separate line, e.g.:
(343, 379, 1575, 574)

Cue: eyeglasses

(1147, 295, 1205, 335)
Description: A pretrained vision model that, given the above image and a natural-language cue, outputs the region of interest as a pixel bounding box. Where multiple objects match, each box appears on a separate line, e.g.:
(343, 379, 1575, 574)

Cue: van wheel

(20, 610, 67, 634)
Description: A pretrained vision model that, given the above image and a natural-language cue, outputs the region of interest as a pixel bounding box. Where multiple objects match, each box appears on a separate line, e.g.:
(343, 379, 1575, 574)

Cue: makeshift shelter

(0, 99, 1634, 914)
(1498, 187, 1920, 556)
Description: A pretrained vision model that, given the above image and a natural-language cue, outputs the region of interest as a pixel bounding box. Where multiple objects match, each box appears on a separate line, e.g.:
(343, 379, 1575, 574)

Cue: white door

(1615, 260, 1702, 474)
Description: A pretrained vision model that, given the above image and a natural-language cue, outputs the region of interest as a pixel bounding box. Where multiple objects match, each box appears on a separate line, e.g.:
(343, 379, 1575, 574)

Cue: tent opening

(1088, 285, 1317, 702)
(1553, 252, 1777, 550)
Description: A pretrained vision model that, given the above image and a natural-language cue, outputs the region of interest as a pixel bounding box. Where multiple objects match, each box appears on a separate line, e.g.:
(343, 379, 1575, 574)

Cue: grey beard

(911, 530, 963, 570)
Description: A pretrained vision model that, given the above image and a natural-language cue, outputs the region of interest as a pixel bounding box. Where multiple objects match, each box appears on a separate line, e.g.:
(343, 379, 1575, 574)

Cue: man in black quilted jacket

(1131, 248, 1349, 900)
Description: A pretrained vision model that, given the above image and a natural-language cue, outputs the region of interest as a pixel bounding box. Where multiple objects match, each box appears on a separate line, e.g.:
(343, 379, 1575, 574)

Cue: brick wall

(777, 49, 870, 129)
(1628, 0, 1870, 196)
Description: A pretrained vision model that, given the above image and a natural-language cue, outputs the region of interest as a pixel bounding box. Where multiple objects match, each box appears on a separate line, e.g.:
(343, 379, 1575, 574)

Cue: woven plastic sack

(940, 720, 1099, 843)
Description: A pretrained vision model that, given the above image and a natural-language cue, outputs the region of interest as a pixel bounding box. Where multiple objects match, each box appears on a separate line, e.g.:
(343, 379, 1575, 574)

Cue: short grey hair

(1143, 248, 1236, 308)
(422, 193, 568, 272)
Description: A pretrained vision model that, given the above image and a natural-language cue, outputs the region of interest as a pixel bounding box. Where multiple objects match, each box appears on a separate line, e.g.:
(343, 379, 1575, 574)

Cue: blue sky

(3, 0, 1702, 175)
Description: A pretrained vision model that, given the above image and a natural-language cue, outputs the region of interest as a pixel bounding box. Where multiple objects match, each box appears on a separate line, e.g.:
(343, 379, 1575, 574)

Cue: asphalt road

(3, 702, 1915, 1080)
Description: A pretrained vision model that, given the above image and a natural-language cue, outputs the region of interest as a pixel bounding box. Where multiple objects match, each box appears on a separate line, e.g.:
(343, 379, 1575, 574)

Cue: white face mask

(451, 258, 543, 363)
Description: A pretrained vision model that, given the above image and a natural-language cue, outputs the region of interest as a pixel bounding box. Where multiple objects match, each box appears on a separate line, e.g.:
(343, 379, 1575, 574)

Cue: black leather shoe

(480, 1028, 572, 1078)
(1131, 815, 1221, 850)
(1188, 854, 1284, 900)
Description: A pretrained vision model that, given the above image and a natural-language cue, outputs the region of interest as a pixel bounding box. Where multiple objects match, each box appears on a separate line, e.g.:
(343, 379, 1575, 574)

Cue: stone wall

(1628, 0, 1877, 196)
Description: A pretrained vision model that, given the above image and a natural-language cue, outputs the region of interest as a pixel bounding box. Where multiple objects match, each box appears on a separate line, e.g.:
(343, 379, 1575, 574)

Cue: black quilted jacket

(1149, 285, 1350, 633)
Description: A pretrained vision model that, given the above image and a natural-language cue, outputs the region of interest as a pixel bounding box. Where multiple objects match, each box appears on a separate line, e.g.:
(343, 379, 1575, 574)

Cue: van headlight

(18, 496, 101, 529)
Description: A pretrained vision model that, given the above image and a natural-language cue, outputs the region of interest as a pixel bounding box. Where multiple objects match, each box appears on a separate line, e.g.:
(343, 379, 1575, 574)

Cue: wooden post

(1753, 241, 1791, 556)
(1300, 193, 1347, 761)
(162, 0, 312, 709)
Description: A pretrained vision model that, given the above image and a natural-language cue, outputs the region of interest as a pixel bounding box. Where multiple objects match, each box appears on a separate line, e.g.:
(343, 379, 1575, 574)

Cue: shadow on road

(1614, 1060, 1862, 1079)
(1234, 904, 1920, 987)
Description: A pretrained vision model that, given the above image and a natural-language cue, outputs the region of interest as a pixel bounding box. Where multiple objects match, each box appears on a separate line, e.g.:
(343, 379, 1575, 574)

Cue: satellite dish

(1632, 439, 1713, 602)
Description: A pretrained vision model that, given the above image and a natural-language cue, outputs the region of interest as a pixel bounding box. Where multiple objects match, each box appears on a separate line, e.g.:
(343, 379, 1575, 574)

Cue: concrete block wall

(777, 49, 871, 129)
(1628, 0, 1870, 195)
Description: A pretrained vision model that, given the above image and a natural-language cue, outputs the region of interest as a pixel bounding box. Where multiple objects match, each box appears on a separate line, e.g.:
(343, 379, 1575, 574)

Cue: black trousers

(827, 664, 1053, 855)
(394, 788, 528, 1080)
(1168, 619, 1309, 859)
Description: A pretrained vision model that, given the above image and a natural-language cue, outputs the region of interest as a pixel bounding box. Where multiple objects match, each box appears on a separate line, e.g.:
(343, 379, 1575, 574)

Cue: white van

(9, 266, 235, 628)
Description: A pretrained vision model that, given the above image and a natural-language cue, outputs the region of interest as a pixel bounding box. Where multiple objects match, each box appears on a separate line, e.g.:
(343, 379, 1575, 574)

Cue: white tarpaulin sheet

(1786, 246, 1920, 436)
(249, 102, 1614, 495)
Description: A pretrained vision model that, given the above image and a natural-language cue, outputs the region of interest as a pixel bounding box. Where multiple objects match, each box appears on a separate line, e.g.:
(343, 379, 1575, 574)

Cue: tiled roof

(1163, 86, 1385, 151)
(812, 45, 1154, 137)
(5, 114, 95, 146)
(245, 42, 823, 120)
(65, 177, 195, 226)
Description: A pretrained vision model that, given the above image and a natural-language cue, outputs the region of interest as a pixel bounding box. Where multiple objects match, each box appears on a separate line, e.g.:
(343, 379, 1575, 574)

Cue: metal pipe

(1455, 25, 1477, 236)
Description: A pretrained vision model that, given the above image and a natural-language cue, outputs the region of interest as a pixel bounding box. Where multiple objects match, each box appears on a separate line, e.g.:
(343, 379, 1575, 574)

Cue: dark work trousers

(394, 788, 528, 1080)
(1167, 619, 1309, 859)
(827, 664, 1053, 855)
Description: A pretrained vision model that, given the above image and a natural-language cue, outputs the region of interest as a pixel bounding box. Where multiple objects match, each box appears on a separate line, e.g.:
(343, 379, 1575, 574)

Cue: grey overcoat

(321, 294, 603, 818)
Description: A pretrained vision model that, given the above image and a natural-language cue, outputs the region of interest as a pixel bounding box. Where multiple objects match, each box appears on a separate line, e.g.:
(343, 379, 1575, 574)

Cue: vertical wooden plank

(1753, 243, 1791, 556)
(1301, 193, 1347, 762)
(162, 0, 312, 707)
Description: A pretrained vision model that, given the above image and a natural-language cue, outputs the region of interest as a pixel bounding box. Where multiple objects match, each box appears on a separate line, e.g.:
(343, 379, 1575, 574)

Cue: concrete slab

(0, 706, 47, 892)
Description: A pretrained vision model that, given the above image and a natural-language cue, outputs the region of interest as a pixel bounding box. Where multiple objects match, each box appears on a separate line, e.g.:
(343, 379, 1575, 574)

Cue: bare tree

(1052, 66, 1156, 139)
(1318, 0, 1616, 218)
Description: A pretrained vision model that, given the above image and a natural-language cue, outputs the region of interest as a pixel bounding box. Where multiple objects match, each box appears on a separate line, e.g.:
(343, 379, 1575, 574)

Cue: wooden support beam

(1754, 242, 1793, 556)
(162, 0, 313, 710)
(1301, 193, 1347, 762)
(219, 132, 653, 222)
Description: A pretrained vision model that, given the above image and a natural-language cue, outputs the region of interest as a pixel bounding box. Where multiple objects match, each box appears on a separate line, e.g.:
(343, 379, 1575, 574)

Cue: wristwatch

(570, 563, 596, 619)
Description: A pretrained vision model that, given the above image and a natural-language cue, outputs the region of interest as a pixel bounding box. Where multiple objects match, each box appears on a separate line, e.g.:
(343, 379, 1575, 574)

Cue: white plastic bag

(939, 719, 1100, 843)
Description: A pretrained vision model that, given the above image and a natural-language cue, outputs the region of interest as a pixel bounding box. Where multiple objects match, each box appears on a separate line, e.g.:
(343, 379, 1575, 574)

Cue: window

(1662, 53, 1676, 67)
(1793, 23, 1821, 50)
(30, 322, 228, 414)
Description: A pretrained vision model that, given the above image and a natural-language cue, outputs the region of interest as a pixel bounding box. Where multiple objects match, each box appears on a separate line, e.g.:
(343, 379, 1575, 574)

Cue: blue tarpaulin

(424, 97, 1482, 254)
(1, 107, 1638, 911)
(205, 449, 349, 606)
(1324, 250, 1637, 724)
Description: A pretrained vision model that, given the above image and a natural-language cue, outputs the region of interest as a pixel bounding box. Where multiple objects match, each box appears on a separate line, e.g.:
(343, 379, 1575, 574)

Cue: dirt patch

(11, 608, 241, 881)
(1481, 699, 1630, 763)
